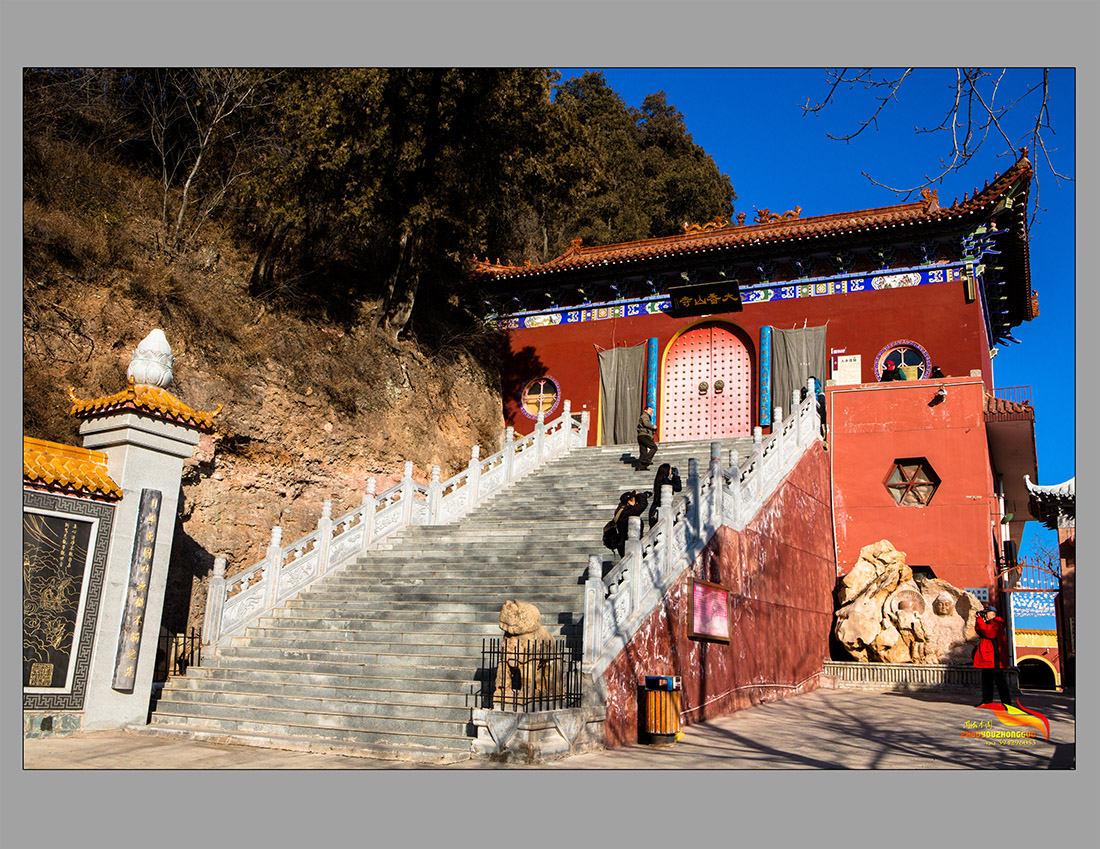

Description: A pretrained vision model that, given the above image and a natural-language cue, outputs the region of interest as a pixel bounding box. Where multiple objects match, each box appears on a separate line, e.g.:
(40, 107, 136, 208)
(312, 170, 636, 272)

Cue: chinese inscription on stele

(23, 512, 93, 690)
(112, 489, 162, 691)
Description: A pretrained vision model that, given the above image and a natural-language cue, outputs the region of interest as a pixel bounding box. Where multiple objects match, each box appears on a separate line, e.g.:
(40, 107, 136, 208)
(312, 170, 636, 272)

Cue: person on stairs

(603, 490, 649, 558)
(636, 404, 658, 471)
(648, 463, 682, 528)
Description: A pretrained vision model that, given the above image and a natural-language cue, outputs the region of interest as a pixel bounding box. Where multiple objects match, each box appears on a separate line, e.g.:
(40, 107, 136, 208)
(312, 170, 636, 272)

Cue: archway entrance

(661, 321, 752, 442)
(1016, 657, 1058, 690)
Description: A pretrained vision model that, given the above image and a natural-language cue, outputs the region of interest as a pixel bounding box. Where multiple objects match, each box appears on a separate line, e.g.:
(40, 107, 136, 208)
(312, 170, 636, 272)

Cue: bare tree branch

(805, 68, 1074, 224)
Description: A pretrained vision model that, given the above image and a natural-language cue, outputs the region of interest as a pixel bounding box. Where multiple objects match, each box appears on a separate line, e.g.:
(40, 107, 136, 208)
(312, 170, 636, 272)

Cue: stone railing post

(202, 555, 227, 646)
(535, 410, 546, 463)
(709, 442, 723, 529)
(577, 410, 590, 446)
(626, 515, 644, 612)
(660, 482, 674, 576)
(727, 449, 743, 524)
(428, 465, 442, 524)
(315, 500, 333, 575)
(401, 461, 415, 525)
(559, 401, 572, 455)
(583, 554, 604, 666)
(689, 457, 703, 540)
(503, 426, 515, 482)
(467, 446, 481, 505)
(360, 478, 377, 553)
(262, 526, 284, 610)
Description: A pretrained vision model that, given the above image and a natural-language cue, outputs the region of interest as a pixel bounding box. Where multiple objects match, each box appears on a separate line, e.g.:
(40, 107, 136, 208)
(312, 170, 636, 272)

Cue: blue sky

(558, 68, 1075, 576)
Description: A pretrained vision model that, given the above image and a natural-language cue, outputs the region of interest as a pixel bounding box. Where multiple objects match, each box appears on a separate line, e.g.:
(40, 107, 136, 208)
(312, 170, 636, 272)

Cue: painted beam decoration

(112, 489, 162, 691)
(493, 264, 970, 329)
(668, 280, 743, 318)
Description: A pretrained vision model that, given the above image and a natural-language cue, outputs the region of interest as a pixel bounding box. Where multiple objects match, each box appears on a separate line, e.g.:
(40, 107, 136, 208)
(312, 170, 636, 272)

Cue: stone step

(207, 653, 476, 678)
(185, 664, 473, 691)
(161, 681, 475, 710)
(292, 590, 585, 604)
(149, 711, 471, 752)
(267, 606, 576, 624)
(220, 638, 481, 661)
(155, 688, 474, 722)
(136, 723, 471, 764)
(197, 656, 478, 684)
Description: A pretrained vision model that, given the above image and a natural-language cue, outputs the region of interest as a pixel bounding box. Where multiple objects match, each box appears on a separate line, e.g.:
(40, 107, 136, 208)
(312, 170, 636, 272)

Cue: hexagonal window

(884, 457, 940, 506)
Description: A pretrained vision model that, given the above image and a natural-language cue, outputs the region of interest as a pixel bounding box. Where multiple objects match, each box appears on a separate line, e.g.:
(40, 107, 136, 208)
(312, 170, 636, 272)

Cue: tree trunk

(379, 228, 421, 342)
(248, 221, 291, 298)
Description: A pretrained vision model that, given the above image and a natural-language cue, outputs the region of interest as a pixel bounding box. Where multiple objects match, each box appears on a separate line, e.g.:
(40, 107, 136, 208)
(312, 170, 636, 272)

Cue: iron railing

(992, 385, 1032, 406)
(481, 637, 583, 712)
(154, 628, 202, 683)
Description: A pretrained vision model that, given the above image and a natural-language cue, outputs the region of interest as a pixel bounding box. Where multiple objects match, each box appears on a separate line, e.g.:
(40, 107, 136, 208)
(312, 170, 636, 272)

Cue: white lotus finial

(127, 329, 174, 388)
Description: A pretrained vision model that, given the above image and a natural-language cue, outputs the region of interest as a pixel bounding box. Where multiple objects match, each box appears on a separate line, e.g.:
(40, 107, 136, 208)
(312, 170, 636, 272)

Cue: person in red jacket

(974, 605, 1011, 705)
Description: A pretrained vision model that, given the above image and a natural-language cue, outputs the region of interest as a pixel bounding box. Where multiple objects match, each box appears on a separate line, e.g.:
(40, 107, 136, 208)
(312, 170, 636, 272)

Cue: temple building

(475, 150, 1042, 608)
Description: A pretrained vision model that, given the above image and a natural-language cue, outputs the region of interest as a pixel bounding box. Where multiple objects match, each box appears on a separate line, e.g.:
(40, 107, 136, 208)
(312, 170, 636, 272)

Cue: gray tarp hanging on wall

(771, 325, 828, 414)
(598, 344, 647, 445)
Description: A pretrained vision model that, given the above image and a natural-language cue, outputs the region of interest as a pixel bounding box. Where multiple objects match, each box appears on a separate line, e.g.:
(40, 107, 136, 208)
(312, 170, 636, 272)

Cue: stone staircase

(147, 438, 753, 762)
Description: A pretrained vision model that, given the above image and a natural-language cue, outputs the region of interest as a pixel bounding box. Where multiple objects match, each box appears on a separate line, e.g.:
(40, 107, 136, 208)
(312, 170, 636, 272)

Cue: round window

(519, 376, 561, 419)
(874, 340, 931, 380)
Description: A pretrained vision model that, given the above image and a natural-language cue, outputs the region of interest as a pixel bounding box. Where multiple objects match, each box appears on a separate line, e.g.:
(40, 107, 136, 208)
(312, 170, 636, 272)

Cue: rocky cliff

(25, 203, 505, 634)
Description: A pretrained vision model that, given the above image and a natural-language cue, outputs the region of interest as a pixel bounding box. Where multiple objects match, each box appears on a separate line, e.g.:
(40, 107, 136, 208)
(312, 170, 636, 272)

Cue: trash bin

(643, 676, 682, 744)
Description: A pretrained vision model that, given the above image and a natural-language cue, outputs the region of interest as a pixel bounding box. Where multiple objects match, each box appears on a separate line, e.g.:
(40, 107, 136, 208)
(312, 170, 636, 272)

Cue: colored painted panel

(662, 323, 752, 442)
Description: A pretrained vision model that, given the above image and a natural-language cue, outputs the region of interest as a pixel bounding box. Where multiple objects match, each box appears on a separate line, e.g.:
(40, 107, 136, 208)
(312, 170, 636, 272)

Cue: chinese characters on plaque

(23, 512, 93, 689)
(112, 489, 162, 691)
(667, 281, 743, 319)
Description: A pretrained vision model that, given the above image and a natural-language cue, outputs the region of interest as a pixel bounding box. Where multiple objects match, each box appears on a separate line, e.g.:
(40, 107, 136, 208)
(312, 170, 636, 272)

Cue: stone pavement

(23, 686, 1074, 770)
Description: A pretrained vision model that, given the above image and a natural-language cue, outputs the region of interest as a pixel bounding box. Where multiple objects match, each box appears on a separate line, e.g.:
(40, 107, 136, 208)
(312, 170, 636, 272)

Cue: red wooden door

(661, 323, 752, 441)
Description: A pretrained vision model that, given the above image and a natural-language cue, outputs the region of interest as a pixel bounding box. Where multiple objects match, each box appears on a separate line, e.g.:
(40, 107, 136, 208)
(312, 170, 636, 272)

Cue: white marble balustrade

(206, 405, 589, 645)
(582, 379, 822, 680)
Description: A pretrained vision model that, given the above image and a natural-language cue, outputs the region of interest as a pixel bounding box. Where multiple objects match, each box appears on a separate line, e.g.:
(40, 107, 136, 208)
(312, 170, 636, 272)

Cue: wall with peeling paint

(600, 443, 836, 747)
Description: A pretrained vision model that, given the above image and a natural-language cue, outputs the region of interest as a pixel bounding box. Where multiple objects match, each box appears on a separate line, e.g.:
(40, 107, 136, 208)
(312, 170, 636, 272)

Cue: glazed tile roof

(472, 152, 1033, 282)
(68, 377, 221, 430)
(1025, 475, 1075, 529)
(24, 436, 122, 501)
(1024, 476, 1074, 501)
(984, 393, 1034, 422)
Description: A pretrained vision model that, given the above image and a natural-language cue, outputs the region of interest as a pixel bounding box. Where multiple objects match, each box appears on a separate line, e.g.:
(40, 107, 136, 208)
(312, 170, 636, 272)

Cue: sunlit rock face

(127, 329, 174, 388)
(834, 539, 982, 664)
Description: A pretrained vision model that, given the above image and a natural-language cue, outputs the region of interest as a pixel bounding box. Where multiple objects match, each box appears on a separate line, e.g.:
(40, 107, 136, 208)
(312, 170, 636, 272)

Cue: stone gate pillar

(69, 330, 220, 731)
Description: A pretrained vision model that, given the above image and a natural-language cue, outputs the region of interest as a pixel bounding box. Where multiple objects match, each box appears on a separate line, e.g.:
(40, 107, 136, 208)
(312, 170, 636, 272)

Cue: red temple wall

(826, 377, 998, 591)
(599, 443, 835, 748)
(502, 279, 993, 442)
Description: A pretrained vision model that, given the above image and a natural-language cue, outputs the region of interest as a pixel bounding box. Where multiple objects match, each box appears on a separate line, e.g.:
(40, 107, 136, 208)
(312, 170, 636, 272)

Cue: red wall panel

(827, 377, 998, 590)
(599, 444, 836, 747)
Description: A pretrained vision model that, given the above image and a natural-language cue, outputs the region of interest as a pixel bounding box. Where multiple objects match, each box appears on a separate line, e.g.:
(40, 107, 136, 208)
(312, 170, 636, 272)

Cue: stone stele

(834, 539, 983, 664)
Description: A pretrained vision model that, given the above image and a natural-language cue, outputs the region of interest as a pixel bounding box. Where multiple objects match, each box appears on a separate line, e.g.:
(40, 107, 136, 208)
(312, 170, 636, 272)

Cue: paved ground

(23, 686, 1074, 769)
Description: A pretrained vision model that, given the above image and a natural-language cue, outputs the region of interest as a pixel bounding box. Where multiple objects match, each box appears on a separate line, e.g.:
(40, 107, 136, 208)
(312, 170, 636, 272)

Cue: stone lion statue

(493, 600, 559, 705)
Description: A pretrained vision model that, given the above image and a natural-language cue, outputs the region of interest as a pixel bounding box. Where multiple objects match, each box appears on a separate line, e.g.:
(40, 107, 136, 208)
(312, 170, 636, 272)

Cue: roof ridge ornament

(920, 187, 940, 212)
(752, 206, 802, 224)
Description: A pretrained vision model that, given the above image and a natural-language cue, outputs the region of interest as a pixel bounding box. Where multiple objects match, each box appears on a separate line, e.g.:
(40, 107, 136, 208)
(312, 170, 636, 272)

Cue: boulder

(834, 540, 983, 664)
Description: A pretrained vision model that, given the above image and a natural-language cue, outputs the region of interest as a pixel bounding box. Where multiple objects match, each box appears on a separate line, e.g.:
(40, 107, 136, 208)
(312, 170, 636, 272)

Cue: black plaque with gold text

(112, 489, 162, 691)
(667, 281, 743, 318)
(23, 512, 94, 689)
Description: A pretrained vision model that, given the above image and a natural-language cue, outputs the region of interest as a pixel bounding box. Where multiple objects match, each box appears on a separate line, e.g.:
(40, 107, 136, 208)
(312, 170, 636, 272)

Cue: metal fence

(154, 628, 202, 683)
(480, 637, 583, 712)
